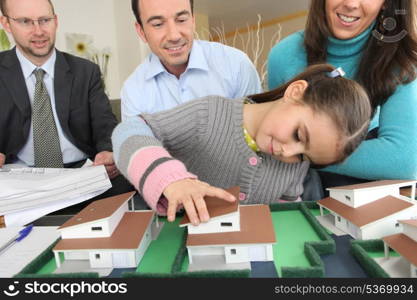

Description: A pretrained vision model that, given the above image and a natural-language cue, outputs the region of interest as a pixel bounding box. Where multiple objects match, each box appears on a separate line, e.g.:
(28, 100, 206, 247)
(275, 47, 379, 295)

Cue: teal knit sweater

(267, 26, 417, 180)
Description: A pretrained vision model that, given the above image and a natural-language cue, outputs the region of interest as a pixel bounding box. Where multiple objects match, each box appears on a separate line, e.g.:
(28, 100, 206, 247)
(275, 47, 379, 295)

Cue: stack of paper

(0, 165, 111, 227)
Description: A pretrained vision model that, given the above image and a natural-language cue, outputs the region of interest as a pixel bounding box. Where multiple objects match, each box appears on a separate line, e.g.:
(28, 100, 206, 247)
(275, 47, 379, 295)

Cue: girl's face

(325, 0, 385, 40)
(255, 98, 343, 165)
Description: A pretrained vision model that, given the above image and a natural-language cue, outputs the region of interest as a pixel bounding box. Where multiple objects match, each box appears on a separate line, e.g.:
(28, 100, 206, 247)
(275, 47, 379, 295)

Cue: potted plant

(0, 28, 11, 51)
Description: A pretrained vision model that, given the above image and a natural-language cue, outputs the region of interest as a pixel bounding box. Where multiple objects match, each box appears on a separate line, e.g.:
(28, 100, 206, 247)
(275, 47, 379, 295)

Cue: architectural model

(317, 180, 417, 240)
(53, 192, 160, 274)
(180, 187, 276, 271)
(383, 219, 417, 278)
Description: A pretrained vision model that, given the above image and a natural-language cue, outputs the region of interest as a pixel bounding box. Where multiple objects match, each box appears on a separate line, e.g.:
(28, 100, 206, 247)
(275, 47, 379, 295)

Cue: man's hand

(163, 179, 236, 226)
(93, 151, 119, 179)
(0, 153, 5, 168)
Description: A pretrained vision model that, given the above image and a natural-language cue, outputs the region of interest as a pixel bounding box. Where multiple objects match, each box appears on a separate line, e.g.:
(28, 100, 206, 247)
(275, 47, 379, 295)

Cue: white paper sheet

(0, 226, 60, 277)
(4, 188, 109, 227)
(0, 164, 112, 227)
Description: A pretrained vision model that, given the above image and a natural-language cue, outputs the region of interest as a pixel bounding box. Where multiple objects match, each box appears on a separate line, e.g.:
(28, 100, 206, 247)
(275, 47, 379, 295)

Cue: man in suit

(0, 0, 133, 209)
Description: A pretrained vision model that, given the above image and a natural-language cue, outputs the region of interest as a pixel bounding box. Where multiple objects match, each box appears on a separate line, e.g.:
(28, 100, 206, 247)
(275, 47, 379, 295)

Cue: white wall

(60, 220, 110, 239)
(54, 0, 121, 99)
(108, 202, 129, 236)
(403, 224, 417, 242)
(89, 251, 113, 268)
(112, 0, 150, 97)
(353, 187, 400, 207)
(64, 251, 89, 261)
(361, 207, 417, 240)
(187, 212, 240, 234)
(225, 246, 249, 264)
(135, 223, 153, 266)
(329, 190, 355, 207)
(221, 14, 307, 89)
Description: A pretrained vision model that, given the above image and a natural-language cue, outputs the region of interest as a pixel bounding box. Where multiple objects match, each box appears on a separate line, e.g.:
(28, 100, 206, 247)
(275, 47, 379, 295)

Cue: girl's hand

(163, 179, 236, 226)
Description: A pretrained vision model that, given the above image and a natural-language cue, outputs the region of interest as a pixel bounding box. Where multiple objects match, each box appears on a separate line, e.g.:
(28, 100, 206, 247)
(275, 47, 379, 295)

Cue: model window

(95, 254, 100, 259)
(230, 249, 237, 255)
(221, 222, 233, 227)
(91, 226, 103, 231)
(337, 216, 341, 222)
(395, 223, 400, 228)
(345, 195, 351, 201)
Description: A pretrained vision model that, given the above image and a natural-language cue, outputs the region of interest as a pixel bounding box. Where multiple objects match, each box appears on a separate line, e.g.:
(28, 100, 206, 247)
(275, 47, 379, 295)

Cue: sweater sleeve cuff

(142, 164, 197, 214)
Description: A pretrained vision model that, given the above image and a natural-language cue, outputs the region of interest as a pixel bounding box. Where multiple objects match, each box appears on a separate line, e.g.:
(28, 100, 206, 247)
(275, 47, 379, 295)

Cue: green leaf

(0, 29, 11, 51)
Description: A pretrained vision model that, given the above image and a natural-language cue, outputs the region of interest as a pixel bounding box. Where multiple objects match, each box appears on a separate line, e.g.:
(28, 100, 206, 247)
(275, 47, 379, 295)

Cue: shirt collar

(16, 47, 56, 80)
(145, 40, 209, 80)
(186, 40, 209, 72)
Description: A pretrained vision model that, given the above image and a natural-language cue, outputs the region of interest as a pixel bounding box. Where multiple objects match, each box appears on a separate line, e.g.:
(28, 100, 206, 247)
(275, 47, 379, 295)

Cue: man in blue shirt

(123, 0, 262, 120)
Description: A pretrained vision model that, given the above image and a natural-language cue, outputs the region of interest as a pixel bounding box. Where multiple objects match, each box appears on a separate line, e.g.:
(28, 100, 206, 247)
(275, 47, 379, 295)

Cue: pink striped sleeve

(127, 146, 197, 214)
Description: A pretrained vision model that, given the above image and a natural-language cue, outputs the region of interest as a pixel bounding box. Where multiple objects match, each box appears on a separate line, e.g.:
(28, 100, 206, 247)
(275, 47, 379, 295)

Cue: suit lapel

(54, 50, 73, 135)
(0, 49, 31, 119)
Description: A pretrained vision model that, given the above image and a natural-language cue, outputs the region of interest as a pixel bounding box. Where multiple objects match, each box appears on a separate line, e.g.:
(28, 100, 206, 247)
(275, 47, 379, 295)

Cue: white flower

(65, 33, 111, 94)
(65, 33, 94, 59)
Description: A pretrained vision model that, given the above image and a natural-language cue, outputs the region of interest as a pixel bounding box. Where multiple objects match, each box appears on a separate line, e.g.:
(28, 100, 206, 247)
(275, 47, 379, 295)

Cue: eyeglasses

(5, 15, 56, 29)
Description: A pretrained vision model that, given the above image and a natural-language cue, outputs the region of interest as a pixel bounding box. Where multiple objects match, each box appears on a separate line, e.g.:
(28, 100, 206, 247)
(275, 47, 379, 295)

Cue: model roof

(186, 205, 276, 246)
(318, 196, 414, 227)
(180, 186, 240, 226)
(58, 191, 136, 229)
(399, 219, 417, 228)
(327, 180, 415, 191)
(54, 211, 154, 251)
(383, 233, 417, 267)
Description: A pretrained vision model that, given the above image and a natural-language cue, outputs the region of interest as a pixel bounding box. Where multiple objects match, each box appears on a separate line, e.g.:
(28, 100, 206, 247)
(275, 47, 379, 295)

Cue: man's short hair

(131, 0, 194, 26)
(0, 0, 55, 16)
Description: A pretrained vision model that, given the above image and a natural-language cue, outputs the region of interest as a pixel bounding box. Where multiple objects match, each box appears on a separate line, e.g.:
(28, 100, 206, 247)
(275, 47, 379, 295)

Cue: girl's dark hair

(251, 64, 372, 163)
(304, 0, 417, 109)
(132, 0, 194, 27)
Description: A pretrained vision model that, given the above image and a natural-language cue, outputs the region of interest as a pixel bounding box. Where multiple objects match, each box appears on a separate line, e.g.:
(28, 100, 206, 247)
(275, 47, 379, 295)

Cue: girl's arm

(112, 116, 235, 224)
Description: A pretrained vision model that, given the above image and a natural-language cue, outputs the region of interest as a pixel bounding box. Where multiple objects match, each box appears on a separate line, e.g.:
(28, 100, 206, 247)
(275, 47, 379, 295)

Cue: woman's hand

(163, 179, 236, 226)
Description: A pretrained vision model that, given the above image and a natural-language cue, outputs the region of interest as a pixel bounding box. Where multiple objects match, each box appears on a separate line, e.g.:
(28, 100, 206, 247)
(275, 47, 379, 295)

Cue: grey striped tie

(32, 68, 64, 168)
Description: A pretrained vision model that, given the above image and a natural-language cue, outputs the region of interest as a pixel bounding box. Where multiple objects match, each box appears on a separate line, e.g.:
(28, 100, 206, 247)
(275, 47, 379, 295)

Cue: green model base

(350, 239, 401, 278)
(16, 202, 334, 278)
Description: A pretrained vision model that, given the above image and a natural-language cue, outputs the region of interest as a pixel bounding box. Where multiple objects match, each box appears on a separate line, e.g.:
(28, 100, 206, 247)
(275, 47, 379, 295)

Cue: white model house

(180, 187, 276, 270)
(53, 192, 158, 269)
(383, 219, 417, 278)
(317, 180, 417, 240)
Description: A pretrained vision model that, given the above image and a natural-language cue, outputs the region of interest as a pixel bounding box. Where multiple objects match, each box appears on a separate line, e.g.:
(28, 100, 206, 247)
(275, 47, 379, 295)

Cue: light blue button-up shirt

(121, 40, 262, 120)
(15, 48, 87, 166)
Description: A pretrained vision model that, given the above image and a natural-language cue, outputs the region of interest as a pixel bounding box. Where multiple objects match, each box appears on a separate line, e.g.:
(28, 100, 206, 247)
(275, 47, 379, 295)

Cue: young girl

(112, 64, 371, 226)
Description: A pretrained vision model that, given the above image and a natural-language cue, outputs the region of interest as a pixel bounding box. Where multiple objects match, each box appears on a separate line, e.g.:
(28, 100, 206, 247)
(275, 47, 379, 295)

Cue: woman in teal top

(267, 0, 417, 195)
